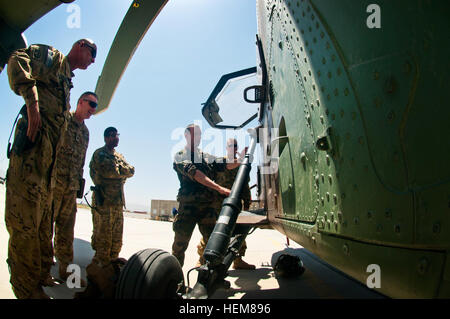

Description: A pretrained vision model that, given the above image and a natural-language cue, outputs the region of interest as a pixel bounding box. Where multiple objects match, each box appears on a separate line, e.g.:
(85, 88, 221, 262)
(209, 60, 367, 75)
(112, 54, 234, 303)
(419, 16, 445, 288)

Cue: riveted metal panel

(283, 221, 446, 298)
(309, 1, 450, 188)
(348, 53, 415, 193)
(308, 0, 450, 248)
(267, 0, 319, 224)
(415, 184, 450, 246)
(270, 0, 417, 244)
(257, 0, 450, 298)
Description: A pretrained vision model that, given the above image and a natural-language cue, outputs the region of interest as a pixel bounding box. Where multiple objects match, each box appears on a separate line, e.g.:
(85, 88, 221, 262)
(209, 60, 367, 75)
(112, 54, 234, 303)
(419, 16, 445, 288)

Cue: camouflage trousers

(196, 201, 247, 263)
(171, 201, 219, 267)
(42, 187, 77, 269)
(4, 116, 66, 298)
(90, 205, 124, 267)
(197, 238, 247, 263)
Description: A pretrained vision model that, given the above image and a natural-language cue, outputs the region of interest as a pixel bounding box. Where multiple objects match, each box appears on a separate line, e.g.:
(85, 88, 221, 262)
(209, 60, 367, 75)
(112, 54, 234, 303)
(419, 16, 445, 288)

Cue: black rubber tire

(115, 248, 184, 299)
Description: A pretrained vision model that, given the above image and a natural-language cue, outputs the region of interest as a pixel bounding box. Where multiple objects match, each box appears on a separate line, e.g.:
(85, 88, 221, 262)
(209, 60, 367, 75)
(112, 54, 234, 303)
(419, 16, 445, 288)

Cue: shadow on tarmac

(41, 240, 385, 299)
(213, 247, 386, 299)
(43, 238, 93, 299)
(270, 247, 386, 299)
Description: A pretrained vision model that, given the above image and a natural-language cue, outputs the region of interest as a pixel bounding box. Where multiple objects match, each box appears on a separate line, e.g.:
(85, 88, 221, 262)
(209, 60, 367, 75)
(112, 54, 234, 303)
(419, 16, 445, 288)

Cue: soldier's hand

(26, 101, 42, 142)
(218, 187, 231, 197)
(238, 147, 248, 162)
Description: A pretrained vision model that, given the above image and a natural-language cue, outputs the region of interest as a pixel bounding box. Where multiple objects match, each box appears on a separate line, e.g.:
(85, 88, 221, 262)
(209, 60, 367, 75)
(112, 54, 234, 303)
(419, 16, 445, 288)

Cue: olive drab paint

(247, 0, 450, 298)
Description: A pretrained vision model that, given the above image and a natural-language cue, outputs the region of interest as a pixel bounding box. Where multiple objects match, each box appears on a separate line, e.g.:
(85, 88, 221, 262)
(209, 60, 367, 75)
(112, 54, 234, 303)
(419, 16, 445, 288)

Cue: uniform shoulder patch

(30, 44, 54, 68)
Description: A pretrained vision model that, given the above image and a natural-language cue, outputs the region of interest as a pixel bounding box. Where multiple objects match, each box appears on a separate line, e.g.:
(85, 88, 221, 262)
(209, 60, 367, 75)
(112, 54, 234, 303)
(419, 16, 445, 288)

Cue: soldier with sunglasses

(5, 38, 96, 299)
(40, 92, 98, 288)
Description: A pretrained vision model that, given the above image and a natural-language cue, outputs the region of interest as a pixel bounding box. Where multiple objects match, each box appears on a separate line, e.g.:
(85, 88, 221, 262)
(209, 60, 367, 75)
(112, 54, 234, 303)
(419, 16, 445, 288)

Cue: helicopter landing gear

(115, 248, 184, 299)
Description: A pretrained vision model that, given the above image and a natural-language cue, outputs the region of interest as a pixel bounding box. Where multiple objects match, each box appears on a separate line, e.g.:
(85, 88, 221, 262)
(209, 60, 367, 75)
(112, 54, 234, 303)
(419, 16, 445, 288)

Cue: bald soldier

(5, 39, 96, 299)
(88, 127, 134, 268)
(196, 138, 255, 270)
(172, 124, 240, 267)
(40, 92, 98, 287)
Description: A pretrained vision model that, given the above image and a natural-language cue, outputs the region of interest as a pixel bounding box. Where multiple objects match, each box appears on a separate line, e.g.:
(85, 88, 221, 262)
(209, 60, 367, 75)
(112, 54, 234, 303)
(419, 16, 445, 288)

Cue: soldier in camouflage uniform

(196, 138, 256, 270)
(88, 127, 134, 268)
(172, 124, 237, 267)
(40, 92, 98, 287)
(5, 39, 96, 299)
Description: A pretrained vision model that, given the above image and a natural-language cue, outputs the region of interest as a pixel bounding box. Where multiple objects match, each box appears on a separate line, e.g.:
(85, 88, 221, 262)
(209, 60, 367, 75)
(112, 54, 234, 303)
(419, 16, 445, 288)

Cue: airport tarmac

(0, 184, 384, 299)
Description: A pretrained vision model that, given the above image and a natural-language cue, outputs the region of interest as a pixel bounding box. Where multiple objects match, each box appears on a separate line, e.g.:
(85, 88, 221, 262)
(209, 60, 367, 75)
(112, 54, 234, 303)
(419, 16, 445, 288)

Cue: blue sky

(0, 0, 259, 211)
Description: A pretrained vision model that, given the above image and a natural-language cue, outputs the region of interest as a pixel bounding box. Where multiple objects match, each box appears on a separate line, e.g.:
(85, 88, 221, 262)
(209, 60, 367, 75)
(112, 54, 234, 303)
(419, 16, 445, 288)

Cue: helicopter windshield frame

(202, 66, 259, 129)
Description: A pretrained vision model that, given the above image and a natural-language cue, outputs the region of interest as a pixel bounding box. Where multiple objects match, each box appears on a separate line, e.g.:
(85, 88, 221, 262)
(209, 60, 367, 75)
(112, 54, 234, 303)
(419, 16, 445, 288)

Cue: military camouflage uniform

(5, 44, 73, 298)
(89, 146, 134, 267)
(214, 162, 251, 211)
(42, 113, 89, 271)
(172, 148, 225, 267)
(197, 162, 251, 260)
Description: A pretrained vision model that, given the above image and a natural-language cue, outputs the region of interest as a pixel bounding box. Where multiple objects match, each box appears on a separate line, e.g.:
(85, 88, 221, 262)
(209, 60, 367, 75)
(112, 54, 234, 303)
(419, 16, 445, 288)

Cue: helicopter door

(270, 101, 318, 223)
(274, 117, 296, 219)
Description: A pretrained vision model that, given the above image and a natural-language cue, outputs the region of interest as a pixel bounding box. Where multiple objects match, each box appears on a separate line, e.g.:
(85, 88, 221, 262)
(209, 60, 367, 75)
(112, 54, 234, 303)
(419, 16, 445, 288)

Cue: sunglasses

(83, 42, 97, 58)
(83, 99, 98, 108)
(107, 133, 120, 138)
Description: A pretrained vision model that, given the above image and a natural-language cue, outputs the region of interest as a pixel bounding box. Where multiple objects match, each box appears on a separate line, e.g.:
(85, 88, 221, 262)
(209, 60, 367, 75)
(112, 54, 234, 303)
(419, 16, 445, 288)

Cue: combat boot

(232, 257, 256, 270)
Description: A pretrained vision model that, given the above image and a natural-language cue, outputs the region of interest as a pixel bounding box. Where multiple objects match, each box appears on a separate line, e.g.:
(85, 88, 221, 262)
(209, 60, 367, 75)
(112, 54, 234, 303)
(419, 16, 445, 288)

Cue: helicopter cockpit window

(202, 67, 261, 129)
